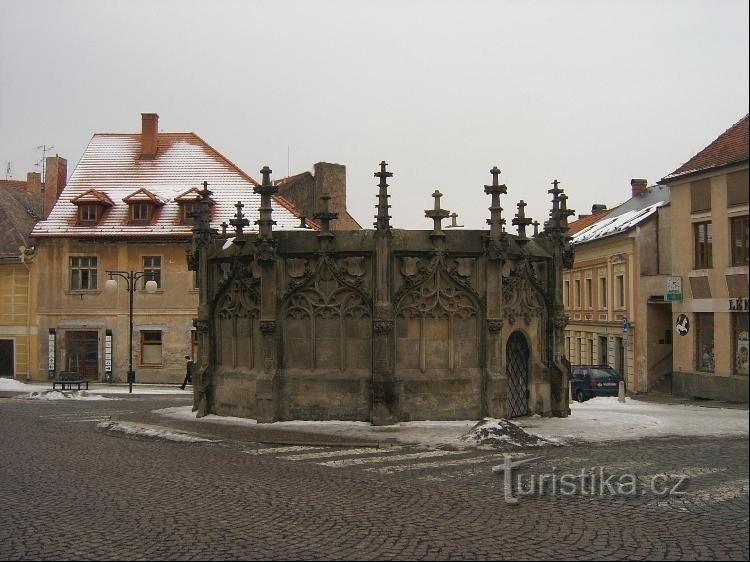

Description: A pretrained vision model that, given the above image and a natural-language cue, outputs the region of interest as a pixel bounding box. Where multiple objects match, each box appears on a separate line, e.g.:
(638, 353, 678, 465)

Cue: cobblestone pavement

(0, 395, 747, 560)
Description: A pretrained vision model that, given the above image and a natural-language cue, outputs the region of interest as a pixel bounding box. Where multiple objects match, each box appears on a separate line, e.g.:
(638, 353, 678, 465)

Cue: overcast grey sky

(1, 0, 748, 230)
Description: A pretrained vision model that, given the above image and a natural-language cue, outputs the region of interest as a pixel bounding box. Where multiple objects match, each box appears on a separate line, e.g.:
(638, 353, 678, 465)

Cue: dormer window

(123, 188, 165, 225)
(181, 201, 199, 224)
(70, 189, 113, 226)
(80, 204, 100, 224)
(175, 187, 214, 226)
(130, 202, 153, 222)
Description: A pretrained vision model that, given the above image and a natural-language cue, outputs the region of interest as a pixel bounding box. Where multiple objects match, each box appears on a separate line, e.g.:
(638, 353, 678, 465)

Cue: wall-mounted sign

(105, 329, 113, 383)
(676, 314, 690, 336)
(48, 330, 56, 377)
(665, 276, 682, 301)
(729, 298, 749, 312)
(105, 332, 112, 373)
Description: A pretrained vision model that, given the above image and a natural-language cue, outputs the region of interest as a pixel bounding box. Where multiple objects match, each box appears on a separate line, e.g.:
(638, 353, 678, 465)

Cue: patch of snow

(16, 390, 114, 401)
(154, 396, 748, 449)
(97, 420, 215, 443)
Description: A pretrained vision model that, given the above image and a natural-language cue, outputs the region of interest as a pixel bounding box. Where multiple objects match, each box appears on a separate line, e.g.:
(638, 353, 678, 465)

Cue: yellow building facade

(564, 182, 673, 393)
(660, 115, 749, 401)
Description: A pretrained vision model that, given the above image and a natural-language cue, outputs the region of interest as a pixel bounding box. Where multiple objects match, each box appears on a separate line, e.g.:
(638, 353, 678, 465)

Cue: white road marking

(320, 450, 470, 467)
(279, 447, 403, 460)
(367, 455, 499, 474)
(245, 445, 324, 455)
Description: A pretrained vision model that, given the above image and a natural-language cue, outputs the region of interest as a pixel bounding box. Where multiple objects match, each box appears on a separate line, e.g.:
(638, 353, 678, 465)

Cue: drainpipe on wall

(19, 246, 34, 381)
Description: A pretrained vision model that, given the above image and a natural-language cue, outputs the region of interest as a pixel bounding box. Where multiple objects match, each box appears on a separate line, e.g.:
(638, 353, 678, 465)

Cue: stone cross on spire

(374, 160, 393, 232)
(558, 192, 575, 227)
(445, 212, 464, 228)
(229, 200, 249, 236)
(512, 200, 533, 242)
(425, 189, 450, 239)
(549, 179, 562, 213)
(253, 165, 278, 240)
(532, 220, 540, 237)
(314, 193, 338, 240)
(484, 166, 507, 240)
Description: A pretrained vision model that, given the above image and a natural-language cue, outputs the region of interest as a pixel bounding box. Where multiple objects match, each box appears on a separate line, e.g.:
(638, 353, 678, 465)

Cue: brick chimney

(631, 178, 648, 198)
(26, 172, 42, 194)
(42, 156, 67, 219)
(313, 162, 346, 221)
(140, 113, 159, 159)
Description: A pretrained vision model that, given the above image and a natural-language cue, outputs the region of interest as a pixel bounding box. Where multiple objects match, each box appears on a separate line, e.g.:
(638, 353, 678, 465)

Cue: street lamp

(105, 270, 158, 393)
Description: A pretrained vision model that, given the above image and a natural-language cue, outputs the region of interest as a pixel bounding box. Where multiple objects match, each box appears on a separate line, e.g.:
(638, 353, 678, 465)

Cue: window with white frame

(142, 256, 162, 289)
(70, 256, 98, 290)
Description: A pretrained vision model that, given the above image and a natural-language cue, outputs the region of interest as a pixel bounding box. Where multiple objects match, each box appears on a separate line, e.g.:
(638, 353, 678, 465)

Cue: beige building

(0, 163, 66, 380)
(659, 114, 749, 401)
(30, 113, 307, 384)
(564, 180, 672, 393)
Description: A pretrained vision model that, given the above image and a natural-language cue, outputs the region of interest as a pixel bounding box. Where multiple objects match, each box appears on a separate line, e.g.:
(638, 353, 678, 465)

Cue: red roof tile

(662, 114, 749, 181)
(567, 209, 611, 234)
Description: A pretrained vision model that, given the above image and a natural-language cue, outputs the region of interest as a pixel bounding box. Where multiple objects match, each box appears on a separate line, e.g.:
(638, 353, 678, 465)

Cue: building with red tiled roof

(659, 115, 749, 402)
(661, 114, 749, 182)
(30, 114, 312, 385)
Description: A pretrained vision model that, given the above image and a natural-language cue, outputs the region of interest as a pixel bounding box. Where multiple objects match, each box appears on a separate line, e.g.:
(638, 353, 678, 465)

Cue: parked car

(570, 365, 624, 402)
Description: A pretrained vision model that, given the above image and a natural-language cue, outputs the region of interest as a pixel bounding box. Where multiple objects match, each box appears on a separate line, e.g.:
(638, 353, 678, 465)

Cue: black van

(570, 365, 624, 402)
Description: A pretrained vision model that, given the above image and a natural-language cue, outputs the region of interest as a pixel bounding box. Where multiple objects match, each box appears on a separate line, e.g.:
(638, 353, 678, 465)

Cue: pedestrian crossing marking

(320, 449, 470, 467)
(245, 445, 324, 455)
(366, 455, 499, 474)
(279, 447, 403, 460)
(39, 411, 136, 419)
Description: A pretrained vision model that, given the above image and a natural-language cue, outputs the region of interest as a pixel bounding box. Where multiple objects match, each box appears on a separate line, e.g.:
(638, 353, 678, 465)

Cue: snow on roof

(32, 133, 302, 238)
(572, 201, 666, 244)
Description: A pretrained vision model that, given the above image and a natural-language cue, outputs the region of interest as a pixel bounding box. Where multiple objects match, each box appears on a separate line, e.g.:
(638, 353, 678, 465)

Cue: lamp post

(105, 270, 158, 393)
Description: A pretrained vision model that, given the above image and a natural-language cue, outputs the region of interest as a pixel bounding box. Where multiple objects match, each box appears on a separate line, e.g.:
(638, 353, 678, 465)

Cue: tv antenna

(35, 144, 55, 183)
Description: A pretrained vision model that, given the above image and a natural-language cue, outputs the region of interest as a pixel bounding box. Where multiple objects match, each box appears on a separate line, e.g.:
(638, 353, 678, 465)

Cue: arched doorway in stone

(506, 331, 530, 418)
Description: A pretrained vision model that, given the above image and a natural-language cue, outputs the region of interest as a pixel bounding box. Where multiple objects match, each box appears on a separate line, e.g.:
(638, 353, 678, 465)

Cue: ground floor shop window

(695, 313, 714, 372)
(734, 313, 749, 375)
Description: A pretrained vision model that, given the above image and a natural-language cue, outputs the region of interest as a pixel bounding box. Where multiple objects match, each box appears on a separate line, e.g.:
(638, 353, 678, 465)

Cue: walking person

(180, 355, 194, 390)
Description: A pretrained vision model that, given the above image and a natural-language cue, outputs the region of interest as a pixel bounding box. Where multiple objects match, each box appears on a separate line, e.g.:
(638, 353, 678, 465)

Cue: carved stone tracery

(502, 259, 546, 326)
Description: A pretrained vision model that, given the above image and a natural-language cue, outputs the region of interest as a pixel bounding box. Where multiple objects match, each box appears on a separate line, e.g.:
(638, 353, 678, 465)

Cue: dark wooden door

(0, 339, 13, 377)
(65, 331, 99, 380)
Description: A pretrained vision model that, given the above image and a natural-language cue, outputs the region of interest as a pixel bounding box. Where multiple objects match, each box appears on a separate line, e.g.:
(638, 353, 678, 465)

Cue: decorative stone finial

(374, 161, 393, 231)
(484, 166, 507, 240)
(253, 165, 278, 240)
(512, 200, 533, 242)
(445, 212, 464, 228)
(425, 189, 450, 239)
(229, 201, 249, 237)
(314, 193, 338, 240)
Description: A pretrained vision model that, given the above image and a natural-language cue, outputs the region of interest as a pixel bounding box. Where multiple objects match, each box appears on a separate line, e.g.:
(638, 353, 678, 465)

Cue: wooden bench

(52, 379, 89, 391)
